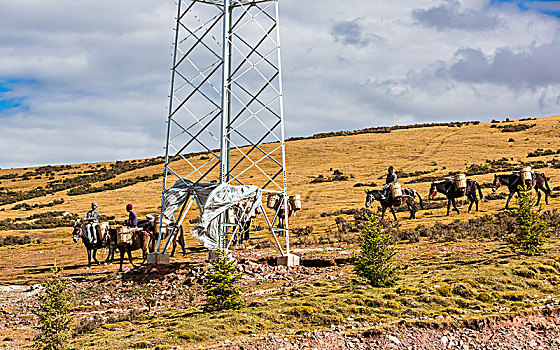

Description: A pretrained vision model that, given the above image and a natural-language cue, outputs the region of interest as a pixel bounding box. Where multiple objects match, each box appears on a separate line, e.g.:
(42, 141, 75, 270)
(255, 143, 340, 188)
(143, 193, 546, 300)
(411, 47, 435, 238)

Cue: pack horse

(365, 183, 424, 221)
(429, 175, 483, 216)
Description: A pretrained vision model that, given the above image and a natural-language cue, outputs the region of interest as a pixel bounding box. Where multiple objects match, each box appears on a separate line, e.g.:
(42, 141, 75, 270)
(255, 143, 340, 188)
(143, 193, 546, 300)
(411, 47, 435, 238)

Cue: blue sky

(491, 0, 560, 18)
(0, 0, 559, 168)
(0, 81, 24, 113)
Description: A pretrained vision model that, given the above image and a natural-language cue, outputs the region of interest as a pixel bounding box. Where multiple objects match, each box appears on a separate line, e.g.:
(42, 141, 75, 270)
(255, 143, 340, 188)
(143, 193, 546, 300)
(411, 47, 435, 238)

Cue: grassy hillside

(1, 116, 560, 348)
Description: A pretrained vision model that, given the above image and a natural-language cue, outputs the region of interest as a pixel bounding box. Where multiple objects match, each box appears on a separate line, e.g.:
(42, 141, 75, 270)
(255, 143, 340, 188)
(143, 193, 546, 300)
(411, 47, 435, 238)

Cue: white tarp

(161, 179, 218, 219)
(161, 179, 262, 250)
(191, 183, 262, 250)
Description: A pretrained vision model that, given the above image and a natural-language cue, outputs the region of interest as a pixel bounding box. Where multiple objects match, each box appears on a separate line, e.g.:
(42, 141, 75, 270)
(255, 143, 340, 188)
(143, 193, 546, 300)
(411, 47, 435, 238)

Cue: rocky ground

(2, 253, 560, 349)
(220, 311, 560, 350)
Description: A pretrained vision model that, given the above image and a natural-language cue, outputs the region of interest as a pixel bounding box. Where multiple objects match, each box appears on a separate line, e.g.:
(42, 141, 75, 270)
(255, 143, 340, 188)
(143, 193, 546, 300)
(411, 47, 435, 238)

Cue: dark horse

(72, 222, 116, 268)
(365, 188, 423, 220)
(429, 179, 483, 216)
(492, 172, 551, 209)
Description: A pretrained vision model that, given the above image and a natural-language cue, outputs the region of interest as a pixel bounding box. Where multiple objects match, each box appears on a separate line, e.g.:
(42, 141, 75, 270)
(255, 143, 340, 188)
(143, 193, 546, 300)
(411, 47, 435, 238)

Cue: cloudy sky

(0, 0, 559, 168)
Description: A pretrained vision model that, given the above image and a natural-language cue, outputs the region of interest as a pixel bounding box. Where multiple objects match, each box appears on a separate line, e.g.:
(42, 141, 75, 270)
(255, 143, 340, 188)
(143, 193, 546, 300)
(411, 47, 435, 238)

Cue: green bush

(34, 267, 73, 350)
(203, 251, 246, 312)
(509, 185, 549, 256)
(353, 213, 398, 287)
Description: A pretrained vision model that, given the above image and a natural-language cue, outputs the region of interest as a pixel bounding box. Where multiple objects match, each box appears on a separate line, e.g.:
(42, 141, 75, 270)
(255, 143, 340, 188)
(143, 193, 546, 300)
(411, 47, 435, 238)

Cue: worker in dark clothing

(126, 203, 138, 228)
(382, 166, 398, 199)
(83, 202, 99, 244)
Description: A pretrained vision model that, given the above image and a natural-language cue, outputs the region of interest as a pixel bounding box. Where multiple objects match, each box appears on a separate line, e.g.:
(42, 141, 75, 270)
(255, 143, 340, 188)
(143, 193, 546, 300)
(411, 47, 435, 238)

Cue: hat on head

(92, 202, 97, 207)
(126, 203, 133, 211)
(388, 166, 394, 172)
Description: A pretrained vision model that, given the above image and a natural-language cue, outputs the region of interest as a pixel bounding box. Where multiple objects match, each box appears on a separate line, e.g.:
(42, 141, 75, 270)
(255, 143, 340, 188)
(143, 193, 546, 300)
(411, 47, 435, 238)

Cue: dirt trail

(403, 128, 460, 170)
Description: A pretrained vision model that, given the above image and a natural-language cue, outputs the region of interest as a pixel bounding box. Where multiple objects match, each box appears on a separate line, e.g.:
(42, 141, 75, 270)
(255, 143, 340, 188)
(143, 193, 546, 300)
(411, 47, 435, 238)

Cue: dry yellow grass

(0, 116, 559, 283)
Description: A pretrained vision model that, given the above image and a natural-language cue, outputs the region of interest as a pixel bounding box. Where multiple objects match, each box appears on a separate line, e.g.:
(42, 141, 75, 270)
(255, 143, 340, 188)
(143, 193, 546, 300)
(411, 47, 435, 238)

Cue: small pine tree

(34, 267, 73, 350)
(353, 213, 399, 287)
(509, 184, 549, 256)
(204, 251, 246, 312)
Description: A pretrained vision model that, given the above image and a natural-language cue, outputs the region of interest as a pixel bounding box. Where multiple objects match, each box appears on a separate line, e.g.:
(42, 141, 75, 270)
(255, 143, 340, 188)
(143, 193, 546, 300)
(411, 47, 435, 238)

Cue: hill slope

(1, 116, 560, 349)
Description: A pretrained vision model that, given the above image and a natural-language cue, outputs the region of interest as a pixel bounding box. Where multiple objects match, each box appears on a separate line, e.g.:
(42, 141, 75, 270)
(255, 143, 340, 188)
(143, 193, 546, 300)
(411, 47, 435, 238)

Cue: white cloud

(0, 0, 559, 167)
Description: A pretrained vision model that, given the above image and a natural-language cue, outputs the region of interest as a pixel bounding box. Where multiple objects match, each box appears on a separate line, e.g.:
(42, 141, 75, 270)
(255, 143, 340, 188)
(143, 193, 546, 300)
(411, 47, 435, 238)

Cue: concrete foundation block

(146, 252, 170, 265)
(276, 254, 300, 267)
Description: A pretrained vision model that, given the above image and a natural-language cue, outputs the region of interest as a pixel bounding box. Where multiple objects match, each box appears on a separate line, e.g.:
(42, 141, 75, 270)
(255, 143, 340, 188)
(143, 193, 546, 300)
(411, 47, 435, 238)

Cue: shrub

(353, 213, 398, 287)
(452, 283, 474, 298)
(434, 284, 452, 297)
(203, 251, 245, 312)
(509, 185, 549, 256)
(498, 123, 536, 132)
(34, 267, 73, 350)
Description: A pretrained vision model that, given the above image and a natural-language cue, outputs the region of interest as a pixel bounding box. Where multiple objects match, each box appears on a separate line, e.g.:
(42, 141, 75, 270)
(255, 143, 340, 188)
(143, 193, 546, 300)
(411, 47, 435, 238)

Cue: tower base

(146, 252, 170, 265)
(276, 254, 300, 267)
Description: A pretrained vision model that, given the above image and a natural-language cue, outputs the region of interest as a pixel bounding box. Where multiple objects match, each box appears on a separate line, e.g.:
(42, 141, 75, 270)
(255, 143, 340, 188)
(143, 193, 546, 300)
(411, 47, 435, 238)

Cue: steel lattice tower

(157, 0, 293, 260)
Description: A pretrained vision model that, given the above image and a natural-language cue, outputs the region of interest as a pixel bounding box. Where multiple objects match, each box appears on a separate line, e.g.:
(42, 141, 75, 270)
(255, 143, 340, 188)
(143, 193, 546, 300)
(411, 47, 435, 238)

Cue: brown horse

(492, 172, 551, 209)
(116, 229, 151, 272)
(365, 188, 421, 220)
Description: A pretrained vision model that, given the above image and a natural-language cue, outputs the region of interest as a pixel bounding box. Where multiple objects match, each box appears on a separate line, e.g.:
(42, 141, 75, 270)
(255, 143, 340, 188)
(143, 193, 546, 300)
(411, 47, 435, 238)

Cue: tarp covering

(192, 183, 262, 250)
(161, 179, 218, 219)
(161, 179, 262, 250)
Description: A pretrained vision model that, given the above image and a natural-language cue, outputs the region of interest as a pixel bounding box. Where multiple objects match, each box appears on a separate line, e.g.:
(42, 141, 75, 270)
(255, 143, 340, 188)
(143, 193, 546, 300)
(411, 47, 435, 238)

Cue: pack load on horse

(267, 193, 280, 209)
(267, 193, 302, 229)
(72, 219, 115, 268)
(365, 187, 423, 221)
(114, 203, 152, 272)
(521, 166, 533, 183)
(389, 182, 403, 199)
(116, 226, 135, 245)
(493, 169, 551, 209)
(429, 177, 483, 216)
(454, 173, 467, 190)
(289, 194, 302, 211)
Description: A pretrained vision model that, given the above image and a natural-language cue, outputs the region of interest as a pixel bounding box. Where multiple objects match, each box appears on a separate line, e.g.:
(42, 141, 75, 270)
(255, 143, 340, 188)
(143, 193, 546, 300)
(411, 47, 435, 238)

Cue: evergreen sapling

(204, 251, 246, 312)
(353, 213, 399, 287)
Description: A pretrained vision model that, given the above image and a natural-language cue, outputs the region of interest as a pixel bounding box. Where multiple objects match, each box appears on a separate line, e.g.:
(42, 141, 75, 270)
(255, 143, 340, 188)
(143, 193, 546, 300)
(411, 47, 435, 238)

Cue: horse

(364, 188, 422, 220)
(147, 215, 186, 257)
(116, 228, 152, 272)
(429, 179, 483, 216)
(270, 197, 300, 230)
(72, 221, 116, 268)
(492, 172, 551, 209)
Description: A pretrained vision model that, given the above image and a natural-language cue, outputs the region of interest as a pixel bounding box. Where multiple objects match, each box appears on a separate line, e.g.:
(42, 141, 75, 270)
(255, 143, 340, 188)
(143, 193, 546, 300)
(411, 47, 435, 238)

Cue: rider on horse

(126, 203, 138, 228)
(83, 202, 99, 244)
(382, 166, 398, 200)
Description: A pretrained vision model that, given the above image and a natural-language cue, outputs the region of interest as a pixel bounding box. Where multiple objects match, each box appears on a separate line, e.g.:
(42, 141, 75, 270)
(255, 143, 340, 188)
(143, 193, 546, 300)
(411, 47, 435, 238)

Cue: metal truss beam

(158, 0, 291, 256)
